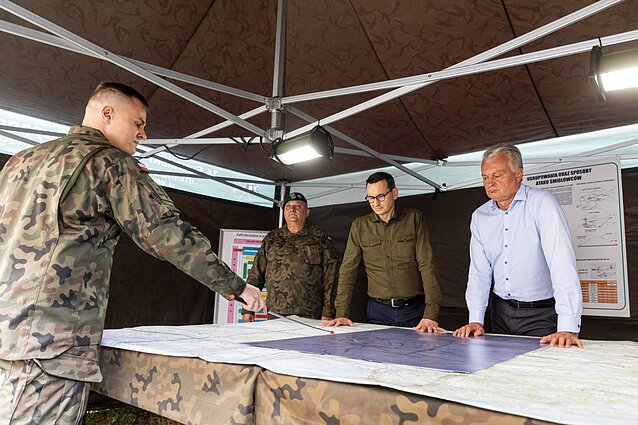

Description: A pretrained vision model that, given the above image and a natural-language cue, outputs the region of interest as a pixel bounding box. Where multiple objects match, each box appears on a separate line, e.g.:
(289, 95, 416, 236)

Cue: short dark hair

(366, 171, 395, 190)
(89, 82, 149, 109)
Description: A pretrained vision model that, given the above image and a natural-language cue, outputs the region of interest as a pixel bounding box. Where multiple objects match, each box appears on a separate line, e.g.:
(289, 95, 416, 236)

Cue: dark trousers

(491, 294, 557, 337)
(367, 297, 425, 327)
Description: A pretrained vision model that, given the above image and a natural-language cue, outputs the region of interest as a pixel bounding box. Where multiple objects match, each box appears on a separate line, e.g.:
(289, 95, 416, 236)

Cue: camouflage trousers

(0, 359, 90, 425)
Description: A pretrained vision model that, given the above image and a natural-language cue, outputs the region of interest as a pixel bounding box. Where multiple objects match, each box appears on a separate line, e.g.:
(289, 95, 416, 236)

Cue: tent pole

(0, 124, 64, 137)
(305, 187, 357, 202)
(447, 138, 638, 191)
(134, 147, 278, 204)
(0, 19, 265, 103)
(141, 138, 257, 146)
(138, 106, 267, 159)
(0, 1, 266, 137)
(0, 129, 38, 147)
(283, 30, 638, 105)
(284, 0, 626, 139)
(335, 147, 439, 165)
(268, 0, 287, 141)
(287, 106, 444, 191)
(272, 0, 287, 98)
(277, 181, 288, 227)
(0, 18, 270, 159)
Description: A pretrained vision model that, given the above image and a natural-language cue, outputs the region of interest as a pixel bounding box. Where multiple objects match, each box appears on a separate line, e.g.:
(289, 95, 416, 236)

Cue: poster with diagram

(213, 229, 268, 324)
(524, 158, 629, 317)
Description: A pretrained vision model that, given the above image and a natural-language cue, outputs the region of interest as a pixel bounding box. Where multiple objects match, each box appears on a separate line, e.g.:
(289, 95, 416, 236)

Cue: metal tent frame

(2, 0, 638, 209)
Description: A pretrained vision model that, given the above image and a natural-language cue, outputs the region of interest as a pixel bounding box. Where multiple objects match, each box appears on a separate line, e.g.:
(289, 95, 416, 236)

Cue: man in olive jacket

(323, 172, 444, 333)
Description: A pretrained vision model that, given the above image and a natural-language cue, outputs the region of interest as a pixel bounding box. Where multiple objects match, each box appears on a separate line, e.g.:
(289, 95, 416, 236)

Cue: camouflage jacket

(244, 224, 340, 319)
(0, 126, 245, 382)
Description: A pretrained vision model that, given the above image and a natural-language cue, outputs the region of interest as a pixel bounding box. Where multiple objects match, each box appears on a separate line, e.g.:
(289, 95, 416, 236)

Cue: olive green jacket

(335, 208, 441, 321)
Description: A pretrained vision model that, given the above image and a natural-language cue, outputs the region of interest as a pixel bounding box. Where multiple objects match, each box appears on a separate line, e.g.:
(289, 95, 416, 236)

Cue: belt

(499, 296, 555, 309)
(370, 295, 422, 308)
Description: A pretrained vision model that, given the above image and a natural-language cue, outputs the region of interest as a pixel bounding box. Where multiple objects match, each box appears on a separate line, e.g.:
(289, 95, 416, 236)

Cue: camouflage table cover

(96, 320, 638, 425)
(254, 370, 553, 425)
(93, 348, 552, 425)
(93, 348, 258, 424)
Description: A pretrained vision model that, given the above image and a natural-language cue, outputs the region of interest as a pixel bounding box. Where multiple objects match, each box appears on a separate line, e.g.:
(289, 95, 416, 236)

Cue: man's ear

(392, 187, 399, 200)
(305, 208, 311, 218)
(101, 105, 114, 124)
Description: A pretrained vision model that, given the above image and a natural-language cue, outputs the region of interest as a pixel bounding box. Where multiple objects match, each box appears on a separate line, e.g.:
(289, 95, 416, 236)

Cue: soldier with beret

(242, 192, 340, 321)
(0, 82, 265, 424)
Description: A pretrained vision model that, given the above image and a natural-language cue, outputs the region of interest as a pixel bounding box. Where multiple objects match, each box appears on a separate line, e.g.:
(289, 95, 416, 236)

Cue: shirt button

(504, 244, 508, 248)
(504, 261, 508, 264)
(505, 228, 508, 231)
(506, 278, 509, 281)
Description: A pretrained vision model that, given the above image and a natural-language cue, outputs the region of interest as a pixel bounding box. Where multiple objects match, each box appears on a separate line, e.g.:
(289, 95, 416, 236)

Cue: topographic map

(101, 317, 638, 424)
(247, 328, 540, 373)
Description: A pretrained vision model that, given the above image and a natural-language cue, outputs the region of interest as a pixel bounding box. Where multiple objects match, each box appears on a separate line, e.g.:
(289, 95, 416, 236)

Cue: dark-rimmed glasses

(365, 189, 392, 203)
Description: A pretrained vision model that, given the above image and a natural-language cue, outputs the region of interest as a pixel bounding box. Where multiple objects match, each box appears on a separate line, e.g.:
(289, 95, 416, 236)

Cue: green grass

(84, 405, 180, 425)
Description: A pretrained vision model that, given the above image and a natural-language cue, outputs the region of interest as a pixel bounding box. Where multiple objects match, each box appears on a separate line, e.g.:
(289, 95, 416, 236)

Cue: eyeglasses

(365, 189, 392, 203)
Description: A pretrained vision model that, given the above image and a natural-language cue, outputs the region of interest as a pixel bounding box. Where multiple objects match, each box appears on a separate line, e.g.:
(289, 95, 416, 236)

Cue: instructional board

(213, 229, 268, 324)
(524, 158, 629, 317)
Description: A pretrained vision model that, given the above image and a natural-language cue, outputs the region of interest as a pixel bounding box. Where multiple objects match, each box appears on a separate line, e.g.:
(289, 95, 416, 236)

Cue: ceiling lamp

(590, 45, 638, 101)
(272, 126, 334, 165)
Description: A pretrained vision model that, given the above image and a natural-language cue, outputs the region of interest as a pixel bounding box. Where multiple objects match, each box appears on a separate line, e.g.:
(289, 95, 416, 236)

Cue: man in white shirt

(454, 143, 583, 348)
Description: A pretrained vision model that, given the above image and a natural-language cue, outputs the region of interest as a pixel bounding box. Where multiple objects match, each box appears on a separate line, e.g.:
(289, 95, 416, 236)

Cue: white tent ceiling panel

(292, 122, 638, 208)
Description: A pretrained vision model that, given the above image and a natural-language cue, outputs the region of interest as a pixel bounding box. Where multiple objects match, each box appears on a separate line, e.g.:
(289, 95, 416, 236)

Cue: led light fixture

(591, 45, 638, 101)
(273, 125, 334, 165)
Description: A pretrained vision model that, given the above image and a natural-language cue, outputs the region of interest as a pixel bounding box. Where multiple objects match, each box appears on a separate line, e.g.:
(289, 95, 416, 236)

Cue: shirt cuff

(468, 308, 486, 325)
(225, 276, 247, 300)
(557, 314, 581, 333)
(322, 307, 335, 318)
(335, 306, 349, 318)
(422, 303, 440, 321)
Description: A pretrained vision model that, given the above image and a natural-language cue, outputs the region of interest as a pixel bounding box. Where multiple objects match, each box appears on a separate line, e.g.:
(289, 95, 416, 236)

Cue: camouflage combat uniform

(0, 126, 245, 423)
(244, 224, 340, 319)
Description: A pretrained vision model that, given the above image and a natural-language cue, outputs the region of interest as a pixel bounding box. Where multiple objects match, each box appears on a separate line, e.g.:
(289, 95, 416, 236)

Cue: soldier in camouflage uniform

(0, 82, 265, 424)
(242, 192, 340, 321)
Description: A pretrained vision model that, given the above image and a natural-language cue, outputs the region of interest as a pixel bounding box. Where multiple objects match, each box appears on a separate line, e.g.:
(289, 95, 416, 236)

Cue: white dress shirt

(466, 184, 582, 333)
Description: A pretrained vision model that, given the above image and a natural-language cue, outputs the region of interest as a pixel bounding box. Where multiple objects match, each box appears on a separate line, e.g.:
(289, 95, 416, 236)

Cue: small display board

(523, 158, 629, 317)
(213, 229, 268, 324)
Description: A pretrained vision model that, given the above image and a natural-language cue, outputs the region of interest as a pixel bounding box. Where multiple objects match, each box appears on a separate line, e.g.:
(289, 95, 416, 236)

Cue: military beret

(283, 192, 307, 207)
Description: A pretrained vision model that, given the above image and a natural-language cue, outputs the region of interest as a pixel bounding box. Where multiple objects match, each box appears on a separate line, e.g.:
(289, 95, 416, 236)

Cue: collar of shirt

(371, 207, 402, 223)
(68, 125, 107, 140)
(489, 184, 529, 212)
(282, 223, 309, 237)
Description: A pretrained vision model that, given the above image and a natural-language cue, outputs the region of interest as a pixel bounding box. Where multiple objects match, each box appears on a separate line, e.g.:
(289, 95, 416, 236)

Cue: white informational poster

(213, 229, 268, 324)
(523, 158, 630, 317)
